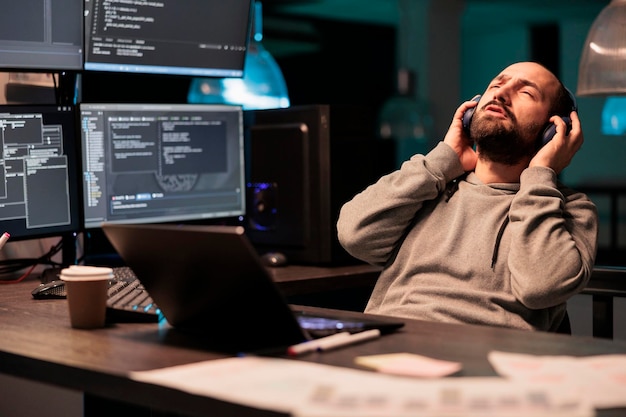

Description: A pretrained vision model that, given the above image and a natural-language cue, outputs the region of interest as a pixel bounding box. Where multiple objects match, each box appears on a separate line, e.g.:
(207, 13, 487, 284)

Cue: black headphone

(462, 88, 577, 148)
(538, 87, 577, 147)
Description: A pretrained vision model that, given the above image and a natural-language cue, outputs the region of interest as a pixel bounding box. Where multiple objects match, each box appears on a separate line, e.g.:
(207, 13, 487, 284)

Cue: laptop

(101, 223, 404, 353)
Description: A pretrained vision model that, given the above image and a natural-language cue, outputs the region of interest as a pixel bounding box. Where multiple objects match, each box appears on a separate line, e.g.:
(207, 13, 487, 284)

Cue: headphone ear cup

(462, 95, 481, 133)
(540, 116, 572, 148)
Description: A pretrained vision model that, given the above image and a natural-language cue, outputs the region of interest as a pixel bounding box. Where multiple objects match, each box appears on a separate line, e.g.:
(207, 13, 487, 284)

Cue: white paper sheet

(488, 351, 626, 409)
(129, 356, 594, 416)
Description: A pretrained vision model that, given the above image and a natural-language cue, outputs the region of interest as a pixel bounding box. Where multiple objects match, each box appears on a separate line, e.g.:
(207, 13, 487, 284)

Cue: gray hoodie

(337, 142, 598, 331)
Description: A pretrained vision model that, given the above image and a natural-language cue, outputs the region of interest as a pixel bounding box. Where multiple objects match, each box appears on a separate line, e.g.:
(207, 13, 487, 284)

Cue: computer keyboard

(32, 266, 161, 323)
(105, 266, 161, 323)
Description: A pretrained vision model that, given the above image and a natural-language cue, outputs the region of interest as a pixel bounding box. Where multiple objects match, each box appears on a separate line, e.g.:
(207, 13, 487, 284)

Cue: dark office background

(5, 0, 625, 264)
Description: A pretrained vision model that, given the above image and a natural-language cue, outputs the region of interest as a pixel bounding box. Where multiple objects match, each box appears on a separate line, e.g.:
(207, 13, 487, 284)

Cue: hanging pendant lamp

(577, 0, 626, 96)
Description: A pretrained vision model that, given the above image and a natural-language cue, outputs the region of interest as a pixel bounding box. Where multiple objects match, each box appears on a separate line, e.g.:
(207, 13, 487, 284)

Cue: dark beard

(470, 111, 542, 166)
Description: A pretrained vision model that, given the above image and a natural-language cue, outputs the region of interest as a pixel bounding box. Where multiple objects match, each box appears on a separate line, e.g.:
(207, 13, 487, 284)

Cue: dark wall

(268, 17, 396, 138)
(530, 23, 560, 79)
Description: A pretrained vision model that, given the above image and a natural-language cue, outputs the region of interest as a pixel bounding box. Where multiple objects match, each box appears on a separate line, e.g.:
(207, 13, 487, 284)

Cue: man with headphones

(337, 62, 598, 333)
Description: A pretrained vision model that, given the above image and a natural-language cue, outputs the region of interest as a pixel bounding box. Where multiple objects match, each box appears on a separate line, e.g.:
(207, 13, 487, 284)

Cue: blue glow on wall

(602, 97, 626, 136)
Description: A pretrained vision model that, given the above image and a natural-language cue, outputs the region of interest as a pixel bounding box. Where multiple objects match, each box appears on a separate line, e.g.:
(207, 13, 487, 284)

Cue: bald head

(496, 62, 561, 106)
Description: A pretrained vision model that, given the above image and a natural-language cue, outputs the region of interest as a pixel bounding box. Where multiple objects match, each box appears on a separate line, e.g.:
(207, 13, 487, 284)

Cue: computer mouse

(260, 252, 288, 267)
(31, 280, 67, 299)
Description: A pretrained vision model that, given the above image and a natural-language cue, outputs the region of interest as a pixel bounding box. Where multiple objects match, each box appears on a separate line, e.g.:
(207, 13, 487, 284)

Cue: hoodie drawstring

(491, 216, 510, 269)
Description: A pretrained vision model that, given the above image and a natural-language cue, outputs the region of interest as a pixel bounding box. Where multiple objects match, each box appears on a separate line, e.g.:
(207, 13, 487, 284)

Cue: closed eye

(520, 90, 538, 100)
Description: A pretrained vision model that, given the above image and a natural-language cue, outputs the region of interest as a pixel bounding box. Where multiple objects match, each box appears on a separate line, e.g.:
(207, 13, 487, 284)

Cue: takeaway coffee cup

(60, 265, 113, 329)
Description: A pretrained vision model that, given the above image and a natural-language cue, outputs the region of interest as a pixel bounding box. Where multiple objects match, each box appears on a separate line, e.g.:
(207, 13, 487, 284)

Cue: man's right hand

(443, 97, 479, 172)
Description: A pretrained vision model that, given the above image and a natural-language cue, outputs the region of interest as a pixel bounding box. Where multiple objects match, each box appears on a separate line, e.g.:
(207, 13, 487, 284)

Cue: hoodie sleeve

(336, 142, 465, 265)
(507, 166, 598, 309)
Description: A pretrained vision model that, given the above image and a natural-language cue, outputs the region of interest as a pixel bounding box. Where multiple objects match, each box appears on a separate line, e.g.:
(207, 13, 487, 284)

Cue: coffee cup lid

(60, 265, 114, 281)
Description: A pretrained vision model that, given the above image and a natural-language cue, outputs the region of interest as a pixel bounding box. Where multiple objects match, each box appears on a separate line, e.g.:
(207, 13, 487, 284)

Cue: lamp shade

(577, 0, 626, 96)
(187, 1, 290, 110)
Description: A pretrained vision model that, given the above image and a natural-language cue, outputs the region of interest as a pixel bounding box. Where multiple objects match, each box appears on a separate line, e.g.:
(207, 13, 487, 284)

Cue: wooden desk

(269, 263, 381, 311)
(2, 278, 626, 416)
(267, 263, 380, 296)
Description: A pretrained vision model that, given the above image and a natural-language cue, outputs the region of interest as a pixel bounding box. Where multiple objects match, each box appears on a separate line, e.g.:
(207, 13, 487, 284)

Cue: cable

(0, 237, 65, 283)
(0, 263, 37, 284)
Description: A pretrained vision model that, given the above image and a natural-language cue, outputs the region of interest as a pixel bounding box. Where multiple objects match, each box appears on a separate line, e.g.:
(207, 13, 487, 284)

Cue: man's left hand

(529, 111, 583, 174)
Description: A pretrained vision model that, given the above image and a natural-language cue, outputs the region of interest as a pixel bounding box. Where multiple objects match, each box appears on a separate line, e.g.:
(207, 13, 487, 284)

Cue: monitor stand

(61, 232, 78, 267)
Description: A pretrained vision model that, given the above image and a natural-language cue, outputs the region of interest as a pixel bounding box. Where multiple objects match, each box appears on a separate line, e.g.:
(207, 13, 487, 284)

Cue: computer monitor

(0, 0, 83, 71)
(78, 103, 246, 230)
(83, 0, 253, 77)
(0, 104, 81, 241)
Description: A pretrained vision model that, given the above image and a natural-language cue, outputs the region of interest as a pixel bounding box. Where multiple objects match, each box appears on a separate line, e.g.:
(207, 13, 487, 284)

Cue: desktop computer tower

(246, 104, 395, 265)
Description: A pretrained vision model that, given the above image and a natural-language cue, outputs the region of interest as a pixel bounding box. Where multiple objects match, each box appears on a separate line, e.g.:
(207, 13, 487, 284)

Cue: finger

(549, 116, 569, 138)
(568, 111, 581, 136)
(569, 112, 584, 152)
